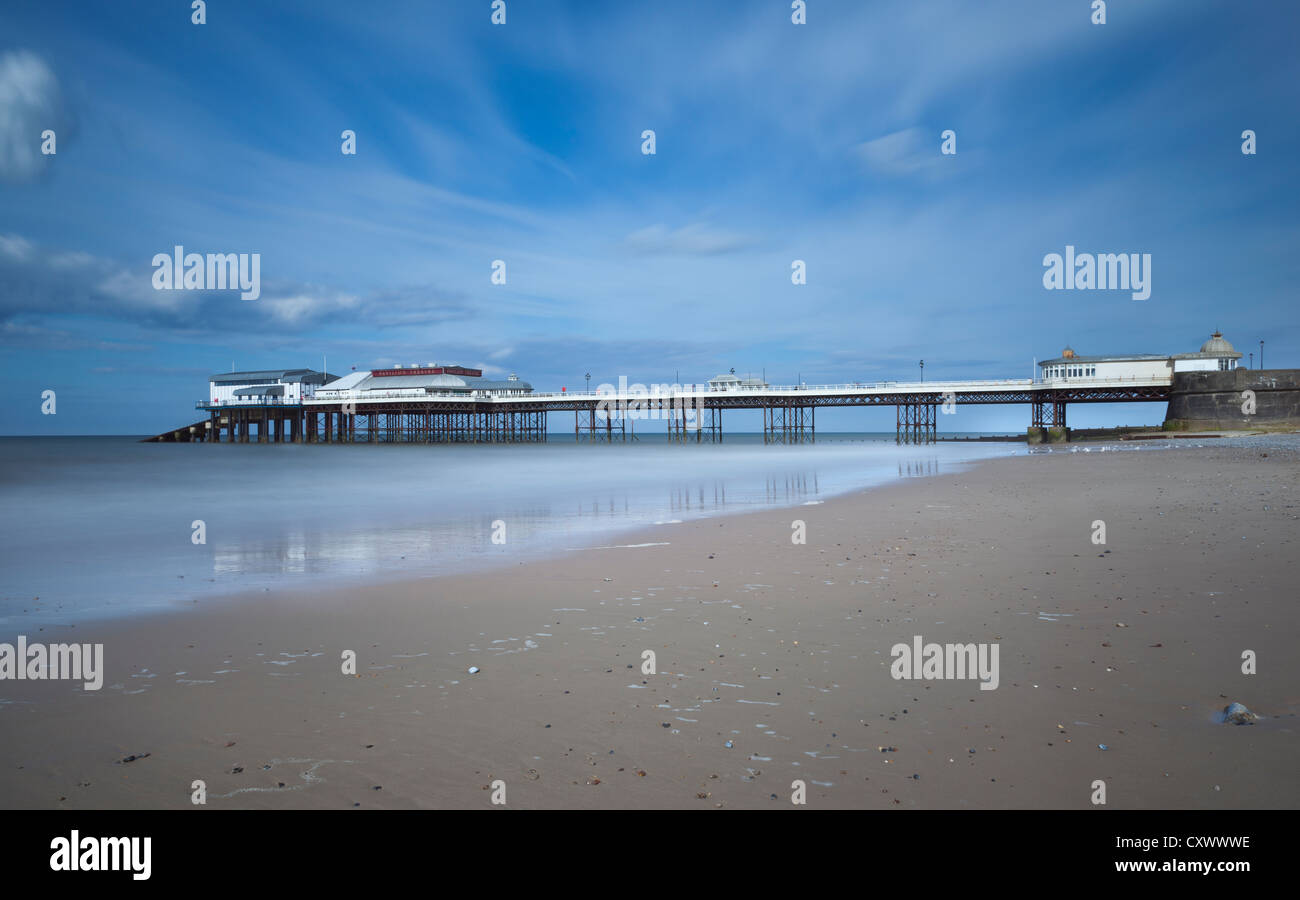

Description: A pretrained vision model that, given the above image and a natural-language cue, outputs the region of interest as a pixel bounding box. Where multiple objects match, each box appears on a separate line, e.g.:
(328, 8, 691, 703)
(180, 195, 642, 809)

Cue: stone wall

(1164, 369, 1300, 430)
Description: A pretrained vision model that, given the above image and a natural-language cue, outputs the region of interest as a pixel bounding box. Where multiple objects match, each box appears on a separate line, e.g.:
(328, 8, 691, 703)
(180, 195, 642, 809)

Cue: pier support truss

(666, 400, 721, 443)
(568, 399, 723, 443)
(896, 400, 937, 445)
(211, 407, 310, 444)
(214, 406, 548, 444)
(1030, 396, 1067, 429)
(575, 406, 628, 443)
(762, 402, 814, 444)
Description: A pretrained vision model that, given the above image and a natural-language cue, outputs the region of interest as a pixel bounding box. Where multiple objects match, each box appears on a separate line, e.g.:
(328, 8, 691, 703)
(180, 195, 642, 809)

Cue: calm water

(0, 434, 1023, 627)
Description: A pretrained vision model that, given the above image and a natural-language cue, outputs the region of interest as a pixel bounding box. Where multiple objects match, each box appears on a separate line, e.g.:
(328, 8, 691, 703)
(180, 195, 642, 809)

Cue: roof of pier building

(1039, 351, 1169, 365)
(210, 369, 335, 385)
(1173, 331, 1242, 360)
(708, 373, 768, 388)
(1041, 332, 1242, 367)
(340, 371, 534, 394)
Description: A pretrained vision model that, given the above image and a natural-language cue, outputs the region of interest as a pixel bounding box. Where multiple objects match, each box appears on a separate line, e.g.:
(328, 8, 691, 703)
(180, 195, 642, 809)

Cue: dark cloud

(0, 234, 477, 340)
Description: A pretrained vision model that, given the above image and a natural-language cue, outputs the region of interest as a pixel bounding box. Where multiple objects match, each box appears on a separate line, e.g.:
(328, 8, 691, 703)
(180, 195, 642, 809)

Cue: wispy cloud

(0, 50, 73, 183)
(623, 223, 757, 256)
(856, 128, 950, 178)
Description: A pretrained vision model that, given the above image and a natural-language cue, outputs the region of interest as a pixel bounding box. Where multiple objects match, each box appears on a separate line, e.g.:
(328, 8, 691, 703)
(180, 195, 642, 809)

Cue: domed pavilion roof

(1200, 331, 1235, 354)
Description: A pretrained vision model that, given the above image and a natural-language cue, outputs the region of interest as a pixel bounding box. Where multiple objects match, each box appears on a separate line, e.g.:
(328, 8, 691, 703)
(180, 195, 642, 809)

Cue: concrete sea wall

(1164, 369, 1300, 430)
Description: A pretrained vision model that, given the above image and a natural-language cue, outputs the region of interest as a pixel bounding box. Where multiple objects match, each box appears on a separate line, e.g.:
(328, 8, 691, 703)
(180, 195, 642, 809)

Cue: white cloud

(856, 128, 945, 178)
(623, 223, 756, 256)
(261, 292, 360, 325)
(0, 233, 34, 260)
(0, 51, 69, 182)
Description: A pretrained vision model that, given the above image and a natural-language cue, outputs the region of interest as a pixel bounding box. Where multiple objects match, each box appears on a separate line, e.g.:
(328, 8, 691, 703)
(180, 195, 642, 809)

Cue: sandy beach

(2, 441, 1297, 810)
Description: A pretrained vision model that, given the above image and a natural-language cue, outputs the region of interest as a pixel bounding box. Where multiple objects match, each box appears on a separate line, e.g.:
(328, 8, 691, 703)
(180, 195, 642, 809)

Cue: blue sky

(1, 0, 1297, 434)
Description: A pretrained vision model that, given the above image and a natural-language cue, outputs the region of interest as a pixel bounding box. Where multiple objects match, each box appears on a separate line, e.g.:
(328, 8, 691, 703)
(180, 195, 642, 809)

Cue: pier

(139, 333, 1284, 446)
(162, 375, 1173, 445)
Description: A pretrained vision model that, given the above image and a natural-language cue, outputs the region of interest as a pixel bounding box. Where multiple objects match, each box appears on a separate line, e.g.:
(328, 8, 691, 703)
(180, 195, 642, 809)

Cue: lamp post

(919, 359, 924, 383)
(1260, 341, 1264, 371)
(1249, 352, 1253, 370)
(585, 372, 591, 393)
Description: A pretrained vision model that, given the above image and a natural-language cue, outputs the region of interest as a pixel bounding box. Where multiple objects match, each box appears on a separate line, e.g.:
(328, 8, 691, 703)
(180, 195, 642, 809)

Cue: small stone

(467, 666, 480, 675)
(1223, 702, 1257, 725)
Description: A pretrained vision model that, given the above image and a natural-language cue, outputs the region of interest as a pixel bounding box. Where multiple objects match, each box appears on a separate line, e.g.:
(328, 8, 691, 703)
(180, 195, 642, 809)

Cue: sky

(1, 0, 1297, 434)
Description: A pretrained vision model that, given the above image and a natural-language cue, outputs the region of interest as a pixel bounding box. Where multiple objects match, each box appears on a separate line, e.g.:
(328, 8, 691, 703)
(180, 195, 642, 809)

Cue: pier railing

(197, 399, 304, 409)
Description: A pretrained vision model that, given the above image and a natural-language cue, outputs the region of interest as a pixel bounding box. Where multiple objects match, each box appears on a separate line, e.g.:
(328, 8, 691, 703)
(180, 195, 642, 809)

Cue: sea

(0, 433, 1026, 628)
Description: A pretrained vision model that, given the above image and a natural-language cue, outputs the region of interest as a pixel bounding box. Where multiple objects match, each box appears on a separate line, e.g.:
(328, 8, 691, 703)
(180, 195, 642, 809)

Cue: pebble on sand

(1223, 702, 1257, 725)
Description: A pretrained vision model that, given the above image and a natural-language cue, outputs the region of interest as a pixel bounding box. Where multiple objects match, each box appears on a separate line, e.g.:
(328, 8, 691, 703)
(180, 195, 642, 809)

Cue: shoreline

(9, 431, 1289, 634)
(0, 434, 1027, 633)
(1, 440, 1297, 809)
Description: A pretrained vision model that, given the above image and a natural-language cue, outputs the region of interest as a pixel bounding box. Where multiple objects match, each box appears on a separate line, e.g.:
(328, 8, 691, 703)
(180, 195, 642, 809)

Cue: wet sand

(2, 442, 1297, 809)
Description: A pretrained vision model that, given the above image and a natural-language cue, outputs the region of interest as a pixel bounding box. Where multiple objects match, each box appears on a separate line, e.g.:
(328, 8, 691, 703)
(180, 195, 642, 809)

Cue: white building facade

(1038, 331, 1242, 383)
(207, 369, 335, 405)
